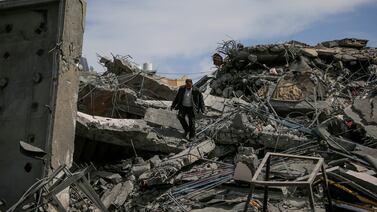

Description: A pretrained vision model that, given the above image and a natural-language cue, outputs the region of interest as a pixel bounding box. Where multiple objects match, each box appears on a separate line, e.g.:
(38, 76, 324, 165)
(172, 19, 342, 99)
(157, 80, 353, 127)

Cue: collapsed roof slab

(76, 112, 185, 154)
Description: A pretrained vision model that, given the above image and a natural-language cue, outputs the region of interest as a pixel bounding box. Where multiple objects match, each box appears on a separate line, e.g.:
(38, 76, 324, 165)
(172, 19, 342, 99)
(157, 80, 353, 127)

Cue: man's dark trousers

(178, 106, 195, 138)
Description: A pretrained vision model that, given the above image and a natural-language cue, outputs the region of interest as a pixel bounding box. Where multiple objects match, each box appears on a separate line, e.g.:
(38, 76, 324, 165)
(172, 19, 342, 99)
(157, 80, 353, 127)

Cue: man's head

(185, 79, 193, 89)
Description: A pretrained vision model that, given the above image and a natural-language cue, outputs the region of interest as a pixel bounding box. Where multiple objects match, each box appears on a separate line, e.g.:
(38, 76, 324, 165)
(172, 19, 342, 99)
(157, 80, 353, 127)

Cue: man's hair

(185, 79, 193, 84)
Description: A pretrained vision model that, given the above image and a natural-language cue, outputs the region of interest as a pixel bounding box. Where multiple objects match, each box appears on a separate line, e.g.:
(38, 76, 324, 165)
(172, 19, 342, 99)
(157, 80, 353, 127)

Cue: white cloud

(83, 0, 372, 76)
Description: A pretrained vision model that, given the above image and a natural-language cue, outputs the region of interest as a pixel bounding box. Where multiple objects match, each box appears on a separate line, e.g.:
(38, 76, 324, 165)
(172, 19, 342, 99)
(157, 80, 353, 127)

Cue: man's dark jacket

(172, 86, 205, 113)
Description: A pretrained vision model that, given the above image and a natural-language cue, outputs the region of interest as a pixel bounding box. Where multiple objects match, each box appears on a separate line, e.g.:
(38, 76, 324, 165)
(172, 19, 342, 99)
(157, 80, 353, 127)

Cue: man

(171, 79, 205, 139)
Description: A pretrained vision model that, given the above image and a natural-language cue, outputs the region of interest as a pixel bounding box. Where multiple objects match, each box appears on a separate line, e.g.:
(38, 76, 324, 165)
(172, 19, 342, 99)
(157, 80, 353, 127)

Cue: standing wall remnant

(0, 0, 86, 209)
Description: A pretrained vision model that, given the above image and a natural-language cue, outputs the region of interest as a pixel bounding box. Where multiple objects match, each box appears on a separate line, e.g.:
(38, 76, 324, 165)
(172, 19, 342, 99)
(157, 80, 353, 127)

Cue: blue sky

(82, 0, 377, 79)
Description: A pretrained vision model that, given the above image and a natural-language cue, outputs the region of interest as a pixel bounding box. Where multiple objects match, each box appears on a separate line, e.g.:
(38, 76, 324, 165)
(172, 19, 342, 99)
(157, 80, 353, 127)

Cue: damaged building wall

(0, 0, 86, 210)
(50, 0, 86, 169)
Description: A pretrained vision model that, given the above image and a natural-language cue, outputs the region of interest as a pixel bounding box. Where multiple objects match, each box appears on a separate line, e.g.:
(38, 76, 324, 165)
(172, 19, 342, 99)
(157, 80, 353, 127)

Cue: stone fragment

(248, 54, 258, 63)
(301, 48, 318, 57)
(341, 54, 357, 62)
(144, 108, 182, 130)
(338, 38, 368, 48)
(101, 183, 122, 208)
(231, 113, 250, 129)
(113, 181, 134, 206)
(94, 171, 122, 184)
(234, 147, 259, 175)
(132, 163, 151, 177)
(345, 95, 377, 139)
(149, 155, 161, 168)
(139, 139, 216, 185)
(233, 162, 253, 182)
(269, 45, 285, 53)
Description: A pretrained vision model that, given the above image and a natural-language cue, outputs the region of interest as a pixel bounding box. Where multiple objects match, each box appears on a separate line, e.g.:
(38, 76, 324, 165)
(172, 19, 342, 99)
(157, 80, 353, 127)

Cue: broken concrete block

(135, 99, 171, 110)
(271, 70, 327, 102)
(256, 129, 310, 150)
(139, 139, 216, 185)
(319, 38, 368, 49)
(119, 73, 177, 100)
(351, 96, 377, 125)
(203, 94, 227, 112)
(78, 75, 143, 117)
(203, 94, 250, 113)
(345, 95, 377, 139)
(144, 108, 183, 130)
(301, 48, 318, 57)
(270, 99, 331, 115)
(79, 72, 178, 118)
(101, 183, 123, 208)
(149, 155, 161, 168)
(211, 145, 237, 158)
(233, 162, 253, 182)
(269, 44, 285, 53)
(101, 56, 177, 100)
(316, 48, 340, 57)
(76, 112, 185, 153)
(113, 181, 134, 206)
(234, 147, 259, 175)
(339, 169, 377, 194)
(341, 54, 357, 62)
(132, 163, 151, 177)
(94, 171, 122, 184)
(222, 87, 234, 98)
(339, 38, 368, 49)
(231, 113, 250, 129)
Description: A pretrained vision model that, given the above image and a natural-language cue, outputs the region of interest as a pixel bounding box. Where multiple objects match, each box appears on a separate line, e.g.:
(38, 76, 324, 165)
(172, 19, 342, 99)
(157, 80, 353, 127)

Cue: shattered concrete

(345, 94, 377, 139)
(144, 108, 183, 130)
(139, 139, 216, 186)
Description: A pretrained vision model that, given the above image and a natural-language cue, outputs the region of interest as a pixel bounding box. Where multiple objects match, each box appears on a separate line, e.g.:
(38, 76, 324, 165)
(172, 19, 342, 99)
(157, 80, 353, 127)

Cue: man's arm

(171, 88, 181, 110)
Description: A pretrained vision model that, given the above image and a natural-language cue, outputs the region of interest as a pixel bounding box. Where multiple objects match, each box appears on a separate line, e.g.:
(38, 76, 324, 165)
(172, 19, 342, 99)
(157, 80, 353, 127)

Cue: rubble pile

(10, 38, 377, 212)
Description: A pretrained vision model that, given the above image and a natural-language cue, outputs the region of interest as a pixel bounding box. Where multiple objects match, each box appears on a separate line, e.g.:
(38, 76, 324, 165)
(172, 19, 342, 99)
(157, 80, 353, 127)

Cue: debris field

(8, 38, 377, 212)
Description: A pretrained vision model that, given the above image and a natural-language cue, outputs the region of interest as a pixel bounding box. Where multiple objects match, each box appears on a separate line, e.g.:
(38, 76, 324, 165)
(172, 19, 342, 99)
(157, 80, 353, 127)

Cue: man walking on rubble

(171, 79, 205, 140)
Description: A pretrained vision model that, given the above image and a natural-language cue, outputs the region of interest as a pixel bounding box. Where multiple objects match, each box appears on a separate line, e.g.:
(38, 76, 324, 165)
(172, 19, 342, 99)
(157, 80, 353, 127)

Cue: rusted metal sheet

(0, 0, 86, 209)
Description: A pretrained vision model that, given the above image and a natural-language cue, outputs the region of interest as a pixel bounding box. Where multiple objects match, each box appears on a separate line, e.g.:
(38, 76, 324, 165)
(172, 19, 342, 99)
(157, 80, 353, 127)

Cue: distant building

(79, 57, 90, 72)
(159, 75, 188, 87)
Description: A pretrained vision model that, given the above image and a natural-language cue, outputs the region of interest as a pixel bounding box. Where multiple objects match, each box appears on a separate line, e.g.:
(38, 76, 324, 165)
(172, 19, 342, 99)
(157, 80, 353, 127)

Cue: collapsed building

(72, 38, 376, 212)
(5, 36, 377, 211)
(1, 2, 376, 210)
(66, 38, 377, 212)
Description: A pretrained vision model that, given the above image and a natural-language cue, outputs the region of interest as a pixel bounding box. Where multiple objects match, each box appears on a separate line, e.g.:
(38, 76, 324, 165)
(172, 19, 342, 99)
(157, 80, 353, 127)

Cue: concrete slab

(144, 108, 183, 130)
(76, 112, 184, 153)
(234, 162, 253, 182)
